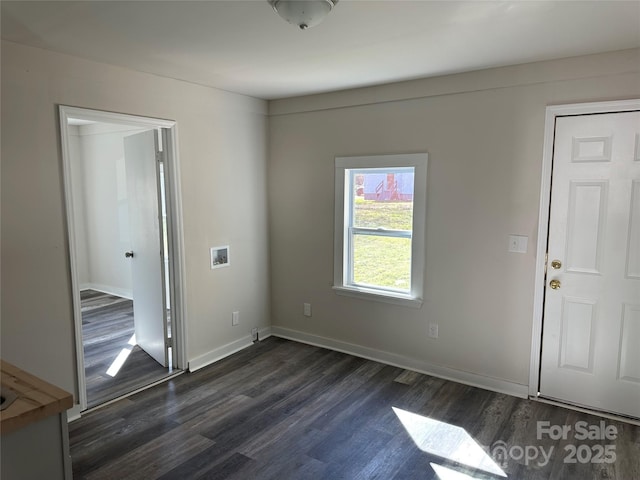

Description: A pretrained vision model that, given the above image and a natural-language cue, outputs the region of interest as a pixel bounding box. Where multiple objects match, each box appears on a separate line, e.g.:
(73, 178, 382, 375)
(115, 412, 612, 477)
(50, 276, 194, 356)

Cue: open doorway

(60, 107, 186, 411)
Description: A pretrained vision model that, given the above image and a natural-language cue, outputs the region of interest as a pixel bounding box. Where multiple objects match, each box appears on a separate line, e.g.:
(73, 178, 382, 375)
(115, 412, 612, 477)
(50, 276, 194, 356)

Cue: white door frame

(59, 106, 188, 413)
(529, 98, 640, 399)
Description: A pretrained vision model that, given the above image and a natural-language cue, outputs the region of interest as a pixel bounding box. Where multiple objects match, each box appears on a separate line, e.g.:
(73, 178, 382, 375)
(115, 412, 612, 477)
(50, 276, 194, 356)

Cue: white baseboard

(188, 336, 253, 372)
(257, 326, 272, 341)
(67, 404, 83, 423)
(188, 326, 274, 372)
(270, 326, 529, 399)
(81, 283, 133, 300)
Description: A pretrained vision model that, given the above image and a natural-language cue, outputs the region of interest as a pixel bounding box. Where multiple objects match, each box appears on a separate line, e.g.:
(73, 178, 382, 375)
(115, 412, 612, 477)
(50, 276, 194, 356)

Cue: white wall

(1, 40, 270, 399)
(268, 49, 640, 394)
(71, 123, 153, 298)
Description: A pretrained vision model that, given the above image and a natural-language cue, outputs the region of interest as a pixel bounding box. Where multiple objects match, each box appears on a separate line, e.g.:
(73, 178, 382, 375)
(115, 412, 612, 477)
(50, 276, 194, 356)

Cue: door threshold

(77, 369, 185, 418)
(532, 395, 640, 426)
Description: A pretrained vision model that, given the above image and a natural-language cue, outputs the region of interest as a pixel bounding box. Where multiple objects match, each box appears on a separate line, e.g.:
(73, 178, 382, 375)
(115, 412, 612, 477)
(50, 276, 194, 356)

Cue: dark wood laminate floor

(81, 290, 174, 408)
(70, 337, 640, 480)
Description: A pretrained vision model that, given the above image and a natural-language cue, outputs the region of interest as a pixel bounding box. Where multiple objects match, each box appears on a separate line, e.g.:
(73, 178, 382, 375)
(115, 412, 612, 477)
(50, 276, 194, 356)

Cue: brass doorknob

(549, 279, 561, 290)
(125, 251, 134, 258)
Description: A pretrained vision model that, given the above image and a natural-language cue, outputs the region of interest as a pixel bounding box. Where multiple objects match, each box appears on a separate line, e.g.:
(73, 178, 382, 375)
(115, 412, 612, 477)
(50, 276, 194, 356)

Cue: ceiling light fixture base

(267, 0, 338, 30)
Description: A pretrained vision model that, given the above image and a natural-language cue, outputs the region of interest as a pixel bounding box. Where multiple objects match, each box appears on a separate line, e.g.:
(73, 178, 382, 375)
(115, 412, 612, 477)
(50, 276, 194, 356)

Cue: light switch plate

(508, 235, 528, 253)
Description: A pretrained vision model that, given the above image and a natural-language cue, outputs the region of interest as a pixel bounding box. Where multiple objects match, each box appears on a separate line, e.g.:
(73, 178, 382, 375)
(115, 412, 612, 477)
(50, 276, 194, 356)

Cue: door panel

(124, 130, 168, 367)
(618, 304, 640, 383)
(566, 181, 607, 274)
(559, 297, 595, 372)
(540, 111, 640, 418)
(627, 181, 640, 278)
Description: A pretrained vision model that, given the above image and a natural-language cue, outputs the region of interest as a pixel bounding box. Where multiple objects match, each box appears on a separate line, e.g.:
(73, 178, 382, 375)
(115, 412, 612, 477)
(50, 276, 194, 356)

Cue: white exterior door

(124, 130, 168, 368)
(539, 110, 640, 418)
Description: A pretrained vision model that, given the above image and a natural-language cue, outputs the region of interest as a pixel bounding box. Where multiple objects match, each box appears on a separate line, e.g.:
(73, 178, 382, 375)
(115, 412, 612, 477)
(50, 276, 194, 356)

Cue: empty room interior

(1, 1, 639, 479)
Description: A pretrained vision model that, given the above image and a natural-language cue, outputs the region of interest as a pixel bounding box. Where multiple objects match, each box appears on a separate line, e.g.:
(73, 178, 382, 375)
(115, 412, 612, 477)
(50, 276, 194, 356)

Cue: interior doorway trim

(528, 98, 640, 399)
(59, 106, 188, 413)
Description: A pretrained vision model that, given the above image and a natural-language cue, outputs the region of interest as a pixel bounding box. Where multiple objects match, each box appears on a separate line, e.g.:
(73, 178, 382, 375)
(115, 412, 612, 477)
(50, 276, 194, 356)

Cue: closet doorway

(60, 107, 186, 411)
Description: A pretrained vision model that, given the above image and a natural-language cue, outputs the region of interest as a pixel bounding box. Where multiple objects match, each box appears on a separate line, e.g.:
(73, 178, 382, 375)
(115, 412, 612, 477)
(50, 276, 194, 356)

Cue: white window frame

(333, 153, 427, 308)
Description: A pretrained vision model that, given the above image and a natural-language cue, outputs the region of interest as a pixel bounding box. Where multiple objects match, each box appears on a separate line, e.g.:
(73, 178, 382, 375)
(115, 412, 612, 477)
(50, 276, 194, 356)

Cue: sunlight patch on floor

(106, 334, 136, 377)
(393, 407, 506, 477)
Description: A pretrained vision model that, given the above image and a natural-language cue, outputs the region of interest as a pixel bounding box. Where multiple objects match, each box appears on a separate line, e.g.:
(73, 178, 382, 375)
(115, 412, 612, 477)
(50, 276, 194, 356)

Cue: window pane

(352, 234, 411, 291)
(352, 169, 414, 230)
(335, 153, 427, 303)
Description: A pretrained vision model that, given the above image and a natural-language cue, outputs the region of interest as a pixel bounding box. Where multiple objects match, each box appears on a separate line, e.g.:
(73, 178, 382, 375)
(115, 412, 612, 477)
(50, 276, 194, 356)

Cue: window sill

(333, 285, 423, 308)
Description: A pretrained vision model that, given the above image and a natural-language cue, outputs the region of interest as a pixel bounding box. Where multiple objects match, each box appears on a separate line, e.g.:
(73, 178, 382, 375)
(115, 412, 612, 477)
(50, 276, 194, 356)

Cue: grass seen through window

(353, 198, 413, 290)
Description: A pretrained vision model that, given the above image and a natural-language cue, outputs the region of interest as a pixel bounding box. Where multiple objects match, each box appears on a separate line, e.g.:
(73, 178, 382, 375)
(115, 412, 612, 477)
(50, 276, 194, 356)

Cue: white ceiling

(2, 1, 639, 100)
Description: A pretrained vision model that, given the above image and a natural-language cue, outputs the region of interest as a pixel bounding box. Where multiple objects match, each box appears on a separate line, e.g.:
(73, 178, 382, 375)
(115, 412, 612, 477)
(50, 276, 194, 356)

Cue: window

(333, 153, 427, 307)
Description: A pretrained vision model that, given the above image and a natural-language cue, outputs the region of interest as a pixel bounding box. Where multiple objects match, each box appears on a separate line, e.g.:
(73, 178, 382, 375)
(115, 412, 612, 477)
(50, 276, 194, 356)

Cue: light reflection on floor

(393, 406, 507, 478)
(105, 334, 136, 377)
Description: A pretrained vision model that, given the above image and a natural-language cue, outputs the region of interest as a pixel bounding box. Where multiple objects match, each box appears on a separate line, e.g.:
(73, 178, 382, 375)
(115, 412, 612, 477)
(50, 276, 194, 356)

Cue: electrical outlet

(303, 303, 312, 317)
(232, 311, 239, 326)
(251, 327, 258, 342)
(428, 323, 439, 339)
(508, 234, 528, 253)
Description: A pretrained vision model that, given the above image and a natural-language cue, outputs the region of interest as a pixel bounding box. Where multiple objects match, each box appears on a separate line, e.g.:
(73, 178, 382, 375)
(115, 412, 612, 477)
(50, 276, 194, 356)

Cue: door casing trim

(529, 98, 640, 399)
(59, 106, 188, 412)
